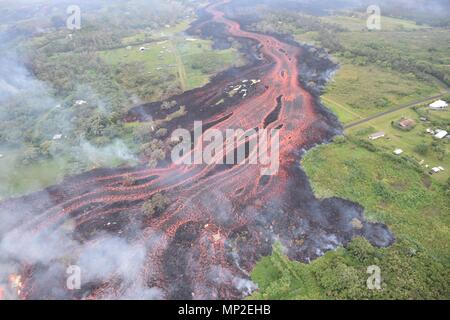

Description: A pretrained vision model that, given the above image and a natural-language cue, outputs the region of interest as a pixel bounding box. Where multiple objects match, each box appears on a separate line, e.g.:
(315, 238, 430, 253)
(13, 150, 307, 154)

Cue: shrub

(414, 143, 429, 156)
(142, 193, 168, 217)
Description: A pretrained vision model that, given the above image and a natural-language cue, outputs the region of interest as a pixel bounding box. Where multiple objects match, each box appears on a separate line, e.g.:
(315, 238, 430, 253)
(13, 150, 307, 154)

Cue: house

(398, 118, 416, 129)
(369, 132, 385, 140)
(52, 134, 63, 141)
(434, 130, 448, 139)
(393, 149, 403, 155)
(430, 166, 445, 174)
(429, 100, 448, 110)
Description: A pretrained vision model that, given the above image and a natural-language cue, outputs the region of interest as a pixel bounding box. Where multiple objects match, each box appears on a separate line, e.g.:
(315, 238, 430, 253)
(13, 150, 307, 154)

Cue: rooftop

(398, 118, 416, 128)
(429, 100, 448, 109)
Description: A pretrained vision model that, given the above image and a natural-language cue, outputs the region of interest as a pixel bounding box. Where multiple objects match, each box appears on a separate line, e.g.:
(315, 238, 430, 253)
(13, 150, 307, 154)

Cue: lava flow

(0, 0, 394, 300)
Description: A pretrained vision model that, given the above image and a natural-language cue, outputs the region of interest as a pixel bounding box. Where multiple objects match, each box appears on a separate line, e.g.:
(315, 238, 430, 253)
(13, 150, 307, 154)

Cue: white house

(369, 132, 385, 140)
(434, 130, 448, 139)
(52, 134, 63, 141)
(431, 167, 445, 174)
(429, 100, 448, 110)
(393, 149, 403, 155)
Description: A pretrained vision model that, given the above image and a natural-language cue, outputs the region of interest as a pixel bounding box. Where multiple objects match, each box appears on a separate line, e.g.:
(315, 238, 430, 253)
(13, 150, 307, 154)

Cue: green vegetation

(336, 29, 450, 87)
(346, 106, 450, 182)
(251, 137, 450, 299)
(99, 38, 242, 99)
(142, 193, 169, 217)
(0, 149, 70, 200)
(251, 8, 449, 124)
(249, 6, 450, 300)
(322, 61, 440, 123)
(321, 13, 428, 32)
(0, 142, 136, 200)
(0, 1, 245, 198)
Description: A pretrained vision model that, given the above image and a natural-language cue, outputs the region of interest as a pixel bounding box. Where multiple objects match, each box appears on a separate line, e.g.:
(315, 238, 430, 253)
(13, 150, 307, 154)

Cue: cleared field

(0, 150, 69, 200)
(0, 142, 139, 200)
(99, 37, 243, 100)
(346, 107, 450, 182)
(121, 20, 194, 45)
(322, 61, 442, 124)
(321, 14, 429, 32)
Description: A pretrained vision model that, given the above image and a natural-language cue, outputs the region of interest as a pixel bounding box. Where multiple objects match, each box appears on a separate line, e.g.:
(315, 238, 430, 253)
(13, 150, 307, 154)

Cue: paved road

(344, 91, 450, 130)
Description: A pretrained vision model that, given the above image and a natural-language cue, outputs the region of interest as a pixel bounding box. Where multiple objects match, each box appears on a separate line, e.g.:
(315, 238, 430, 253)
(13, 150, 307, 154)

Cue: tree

(133, 123, 155, 143)
(161, 100, 177, 110)
(39, 141, 54, 158)
(142, 201, 156, 217)
(142, 193, 168, 217)
(140, 139, 166, 164)
(155, 127, 168, 138)
(20, 145, 40, 165)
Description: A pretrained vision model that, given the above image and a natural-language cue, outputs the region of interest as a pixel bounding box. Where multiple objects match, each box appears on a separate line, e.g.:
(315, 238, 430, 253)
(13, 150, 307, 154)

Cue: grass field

(99, 36, 243, 100)
(121, 20, 195, 45)
(346, 107, 450, 182)
(339, 29, 450, 71)
(292, 12, 450, 126)
(0, 142, 139, 200)
(322, 61, 442, 124)
(250, 138, 450, 299)
(291, 14, 447, 127)
(321, 13, 429, 32)
(0, 149, 69, 200)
